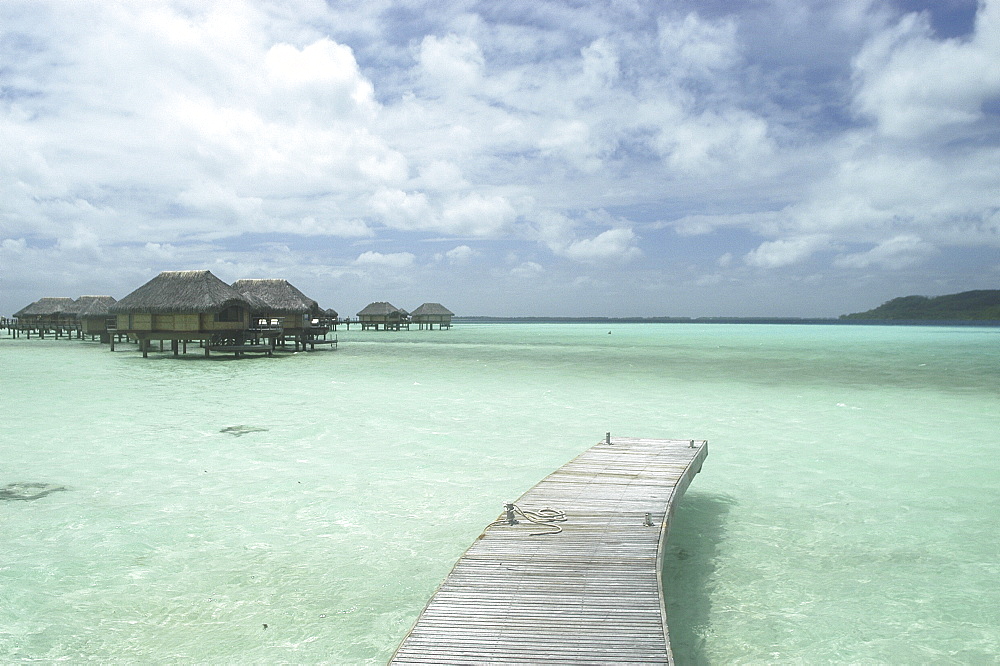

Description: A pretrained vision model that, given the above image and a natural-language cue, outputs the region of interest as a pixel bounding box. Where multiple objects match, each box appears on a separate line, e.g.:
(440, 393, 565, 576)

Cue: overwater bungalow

(357, 302, 409, 330)
(11, 301, 36, 338)
(410, 303, 454, 330)
(75, 296, 117, 341)
(231, 278, 331, 350)
(316, 307, 342, 330)
(12, 297, 79, 338)
(109, 270, 263, 357)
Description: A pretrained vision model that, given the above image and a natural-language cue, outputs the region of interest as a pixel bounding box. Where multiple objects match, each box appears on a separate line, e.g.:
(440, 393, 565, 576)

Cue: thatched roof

(76, 295, 117, 318)
(231, 279, 319, 315)
(109, 270, 251, 314)
(358, 301, 402, 317)
(12, 302, 36, 318)
(324, 307, 339, 318)
(248, 292, 274, 311)
(411, 302, 454, 317)
(14, 297, 77, 317)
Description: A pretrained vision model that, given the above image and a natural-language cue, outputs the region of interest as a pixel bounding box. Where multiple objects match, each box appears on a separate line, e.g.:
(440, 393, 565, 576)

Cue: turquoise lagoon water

(1, 323, 997, 663)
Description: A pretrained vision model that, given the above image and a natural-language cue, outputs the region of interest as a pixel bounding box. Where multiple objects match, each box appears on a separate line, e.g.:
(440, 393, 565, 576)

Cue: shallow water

(1, 324, 998, 663)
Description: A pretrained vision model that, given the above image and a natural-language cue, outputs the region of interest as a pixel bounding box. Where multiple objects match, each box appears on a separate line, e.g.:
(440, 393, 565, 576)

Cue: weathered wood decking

(391, 436, 708, 664)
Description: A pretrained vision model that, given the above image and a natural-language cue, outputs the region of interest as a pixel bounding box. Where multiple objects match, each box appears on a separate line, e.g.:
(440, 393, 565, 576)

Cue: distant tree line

(841, 290, 1000, 321)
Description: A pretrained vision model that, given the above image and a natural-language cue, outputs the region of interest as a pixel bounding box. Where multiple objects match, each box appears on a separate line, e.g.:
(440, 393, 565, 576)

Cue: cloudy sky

(2, 0, 998, 318)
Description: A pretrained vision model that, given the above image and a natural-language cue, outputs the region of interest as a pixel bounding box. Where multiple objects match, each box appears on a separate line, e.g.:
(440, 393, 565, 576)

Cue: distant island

(840, 290, 1000, 321)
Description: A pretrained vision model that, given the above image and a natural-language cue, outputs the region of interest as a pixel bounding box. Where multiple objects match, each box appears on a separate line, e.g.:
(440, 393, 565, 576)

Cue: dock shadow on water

(662, 491, 736, 666)
(0, 482, 68, 501)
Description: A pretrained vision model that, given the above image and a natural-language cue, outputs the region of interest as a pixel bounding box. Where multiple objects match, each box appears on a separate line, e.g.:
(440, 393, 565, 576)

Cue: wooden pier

(391, 436, 708, 664)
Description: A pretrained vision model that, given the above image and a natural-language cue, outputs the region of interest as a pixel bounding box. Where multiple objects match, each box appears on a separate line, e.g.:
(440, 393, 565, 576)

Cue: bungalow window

(215, 306, 243, 323)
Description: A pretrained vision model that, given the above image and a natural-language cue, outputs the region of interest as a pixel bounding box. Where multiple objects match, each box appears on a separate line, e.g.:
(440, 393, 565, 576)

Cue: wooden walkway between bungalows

(391, 436, 708, 665)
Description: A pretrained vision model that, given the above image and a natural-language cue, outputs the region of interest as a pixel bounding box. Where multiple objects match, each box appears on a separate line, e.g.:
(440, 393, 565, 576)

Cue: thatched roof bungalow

(231, 279, 320, 329)
(231, 278, 333, 349)
(76, 295, 117, 337)
(14, 297, 77, 320)
(357, 301, 409, 330)
(410, 302, 454, 330)
(317, 307, 340, 329)
(13, 297, 79, 336)
(109, 270, 253, 356)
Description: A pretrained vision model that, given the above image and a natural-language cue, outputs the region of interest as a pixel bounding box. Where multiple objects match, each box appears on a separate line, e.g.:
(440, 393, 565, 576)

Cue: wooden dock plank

(391, 436, 707, 664)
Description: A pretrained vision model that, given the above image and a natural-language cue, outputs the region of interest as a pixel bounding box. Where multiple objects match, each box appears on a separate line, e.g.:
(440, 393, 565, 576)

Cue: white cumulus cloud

(354, 250, 416, 268)
(561, 228, 642, 262)
(853, 6, 1000, 138)
(511, 261, 544, 278)
(439, 245, 479, 264)
(834, 235, 938, 270)
(745, 236, 829, 268)
(418, 34, 485, 94)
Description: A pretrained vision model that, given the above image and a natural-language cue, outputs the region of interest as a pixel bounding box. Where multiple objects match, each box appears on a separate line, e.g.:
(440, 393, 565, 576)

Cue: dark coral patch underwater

(0, 482, 68, 501)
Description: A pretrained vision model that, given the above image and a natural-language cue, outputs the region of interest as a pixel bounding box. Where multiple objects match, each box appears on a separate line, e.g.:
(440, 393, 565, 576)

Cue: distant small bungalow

(75, 295, 117, 340)
(410, 303, 454, 330)
(231, 278, 330, 350)
(12, 297, 78, 338)
(319, 308, 341, 330)
(109, 270, 257, 357)
(357, 302, 408, 331)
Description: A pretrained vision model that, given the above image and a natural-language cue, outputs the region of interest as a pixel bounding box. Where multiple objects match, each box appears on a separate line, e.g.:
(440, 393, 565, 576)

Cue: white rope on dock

(489, 503, 568, 536)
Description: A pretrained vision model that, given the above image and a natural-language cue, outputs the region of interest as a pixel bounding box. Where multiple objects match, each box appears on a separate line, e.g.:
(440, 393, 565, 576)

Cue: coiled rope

(491, 503, 568, 536)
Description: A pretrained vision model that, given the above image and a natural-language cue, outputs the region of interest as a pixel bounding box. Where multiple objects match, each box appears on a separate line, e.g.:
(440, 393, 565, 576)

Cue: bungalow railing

(249, 317, 285, 332)
(13, 316, 81, 336)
